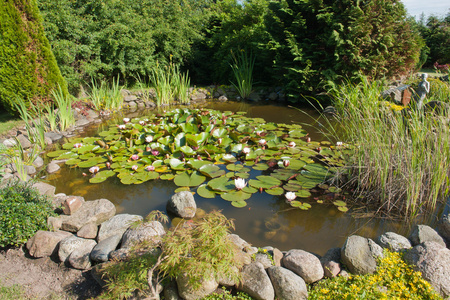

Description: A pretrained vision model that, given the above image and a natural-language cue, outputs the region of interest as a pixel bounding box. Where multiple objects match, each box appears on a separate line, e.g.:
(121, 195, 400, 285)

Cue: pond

(46, 100, 445, 256)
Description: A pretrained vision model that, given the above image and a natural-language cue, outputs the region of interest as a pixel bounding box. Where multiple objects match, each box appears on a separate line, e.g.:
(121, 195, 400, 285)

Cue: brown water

(46, 101, 445, 255)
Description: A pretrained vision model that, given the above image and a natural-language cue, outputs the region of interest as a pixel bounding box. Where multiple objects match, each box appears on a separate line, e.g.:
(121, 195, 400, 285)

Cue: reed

(51, 84, 75, 131)
(331, 78, 450, 217)
(14, 97, 46, 149)
(88, 76, 123, 111)
(230, 49, 255, 100)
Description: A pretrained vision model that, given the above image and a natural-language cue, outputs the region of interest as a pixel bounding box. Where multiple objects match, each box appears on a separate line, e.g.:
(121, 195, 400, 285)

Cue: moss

(0, 0, 67, 116)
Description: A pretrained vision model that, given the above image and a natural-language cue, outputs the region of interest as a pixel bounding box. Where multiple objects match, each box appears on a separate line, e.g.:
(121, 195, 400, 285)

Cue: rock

(52, 193, 69, 209)
(46, 162, 60, 174)
(124, 94, 138, 102)
(109, 248, 130, 262)
(282, 249, 323, 284)
(58, 235, 92, 263)
(272, 248, 283, 267)
(127, 101, 137, 108)
(121, 221, 165, 249)
(60, 199, 116, 232)
(438, 213, 450, 243)
(75, 118, 90, 127)
(63, 196, 85, 215)
(32, 156, 44, 168)
(217, 266, 240, 287)
(409, 225, 446, 247)
(167, 191, 197, 219)
(254, 253, 273, 269)
(376, 232, 411, 252)
(164, 281, 183, 300)
(267, 266, 308, 300)
(176, 272, 218, 300)
(97, 213, 143, 242)
(239, 262, 274, 300)
(77, 222, 98, 239)
(68, 239, 97, 270)
(137, 102, 146, 109)
(90, 234, 122, 262)
(25, 165, 36, 175)
(26, 230, 73, 258)
(45, 131, 63, 142)
(218, 95, 228, 101)
(424, 100, 450, 115)
(248, 92, 261, 102)
(15, 134, 32, 149)
(404, 241, 450, 298)
(3, 138, 17, 147)
(31, 182, 56, 197)
(341, 235, 383, 275)
(47, 216, 62, 231)
(91, 263, 108, 287)
(227, 234, 257, 265)
(320, 248, 341, 278)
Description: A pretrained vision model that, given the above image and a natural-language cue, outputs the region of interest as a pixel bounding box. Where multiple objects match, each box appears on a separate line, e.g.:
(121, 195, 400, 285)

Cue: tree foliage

(37, 0, 212, 93)
(0, 0, 67, 115)
(265, 0, 424, 99)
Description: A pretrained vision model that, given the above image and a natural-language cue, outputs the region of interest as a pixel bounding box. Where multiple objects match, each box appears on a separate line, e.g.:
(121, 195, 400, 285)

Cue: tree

(0, 0, 67, 115)
(419, 12, 450, 66)
(266, 0, 424, 100)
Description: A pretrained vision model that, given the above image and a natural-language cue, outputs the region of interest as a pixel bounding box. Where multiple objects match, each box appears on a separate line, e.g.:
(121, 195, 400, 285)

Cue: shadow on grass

(0, 110, 23, 136)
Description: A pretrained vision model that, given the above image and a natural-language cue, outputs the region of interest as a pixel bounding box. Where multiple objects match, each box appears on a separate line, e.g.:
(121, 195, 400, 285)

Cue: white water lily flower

(258, 139, 266, 146)
(131, 165, 138, 171)
(288, 141, 296, 148)
(283, 160, 290, 167)
(243, 147, 251, 154)
(89, 166, 100, 174)
(285, 192, 296, 202)
(235, 178, 247, 190)
(123, 118, 130, 123)
(223, 154, 234, 160)
(145, 165, 155, 171)
(139, 120, 146, 125)
(145, 136, 153, 143)
(118, 124, 126, 130)
(73, 143, 83, 148)
(336, 141, 343, 146)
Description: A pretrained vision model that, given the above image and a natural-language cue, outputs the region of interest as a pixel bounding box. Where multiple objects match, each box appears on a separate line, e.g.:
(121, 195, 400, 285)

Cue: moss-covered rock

(0, 0, 67, 115)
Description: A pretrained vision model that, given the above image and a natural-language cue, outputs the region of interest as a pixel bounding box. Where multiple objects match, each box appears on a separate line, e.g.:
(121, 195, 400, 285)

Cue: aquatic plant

(230, 49, 255, 99)
(88, 76, 123, 111)
(48, 108, 347, 210)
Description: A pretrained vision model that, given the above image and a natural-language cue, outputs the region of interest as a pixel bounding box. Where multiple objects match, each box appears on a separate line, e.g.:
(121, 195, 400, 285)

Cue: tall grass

(230, 49, 255, 100)
(51, 84, 75, 131)
(88, 76, 123, 111)
(14, 97, 47, 149)
(331, 78, 450, 217)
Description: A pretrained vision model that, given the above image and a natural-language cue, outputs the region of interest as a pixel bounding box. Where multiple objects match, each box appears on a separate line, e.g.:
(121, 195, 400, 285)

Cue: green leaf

(221, 190, 251, 202)
(197, 184, 217, 199)
(208, 176, 235, 192)
(199, 164, 226, 178)
(174, 171, 206, 187)
(231, 201, 247, 208)
(266, 187, 285, 195)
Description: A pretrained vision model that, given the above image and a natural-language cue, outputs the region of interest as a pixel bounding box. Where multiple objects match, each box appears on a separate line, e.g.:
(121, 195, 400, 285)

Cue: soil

(0, 246, 102, 299)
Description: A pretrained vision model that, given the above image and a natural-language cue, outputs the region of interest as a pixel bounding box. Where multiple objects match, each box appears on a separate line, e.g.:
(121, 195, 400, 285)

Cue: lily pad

(174, 171, 206, 187)
(231, 201, 247, 208)
(197, 184, 217, 199)
(199, 164, 226, 178)
(220, 190, 252, 202)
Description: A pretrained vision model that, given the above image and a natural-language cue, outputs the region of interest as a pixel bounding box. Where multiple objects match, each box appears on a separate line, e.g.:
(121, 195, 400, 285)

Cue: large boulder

(90, 234, 122, 262)
(68, 239, 97, 270)
(26, 230, 73, 258)
(62, 196, 85, 215)
(167, 191, 197, 219)
(176, 273, 218, 300)
(376, 232, 411, 252)
(341, 235, 383, 275)
(267, 266, 308, 300)
(31, 182, 56, 197)
(438, 213, 450, 243)
(409, 225, 446, 247)
(282, 249, 323, 284)
(121, 221, 165, 249)
(97, 214, 142, 242)
(404, 241, 450, 298)
(239, 262, 275, 300)
(60, 199, 116, 232)
(227, 234, 257, 266)
(58, 235, 94, 263)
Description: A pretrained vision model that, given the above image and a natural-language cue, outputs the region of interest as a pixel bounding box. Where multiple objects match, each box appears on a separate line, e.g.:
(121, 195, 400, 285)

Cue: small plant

(0, 139, 41, 182)
(13, 97, 47, 149)
(201, 288, 254, 300)
(88, 76, 123, 111)
(230, 49, 255, 100)
(309, 250, 442, 299)
(51, 84, 75, 131)
(0, 180, 56, 247)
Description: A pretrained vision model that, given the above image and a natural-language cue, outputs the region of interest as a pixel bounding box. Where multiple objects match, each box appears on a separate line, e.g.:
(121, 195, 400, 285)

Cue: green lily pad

(221, 190, 252, 202)
(333, 200, 347, 207)
(197, 184, 217, 199)
(208, 176, 235, 192)
(174, 171, 206, 187)
(252, 163, 269, 171)
(266, 187, 285, 195)
(231, 201, 247, 208)
(337, 206, 349, 212)
(89, 176, 109, 183)
(296, 190, 312, 198)
(199, 164, 226, 178)
(47, 150, 67, 158)
(160, 174, 175, 180)
(65, 158, 81, 166)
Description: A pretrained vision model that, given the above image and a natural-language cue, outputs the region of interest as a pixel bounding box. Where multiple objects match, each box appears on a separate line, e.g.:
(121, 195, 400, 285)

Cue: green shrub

(0, 0, 67, 115)
(0, 181, 56, 247)
(309, 250, 442, 299)
(201, 288, 254, 300)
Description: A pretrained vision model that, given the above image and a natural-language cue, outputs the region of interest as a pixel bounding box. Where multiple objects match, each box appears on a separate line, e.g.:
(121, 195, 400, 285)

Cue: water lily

(283, 160, 290, 167)
(145, 136, 153, 143)
(243, 147, 251, 154)
(217, 138, 222, 145)
(131, 154, 139, 160)
(118, 124, 126, 130)
(306, 137, 311, 143)
(145, 165, 155, 171)
(336, 141, 343, 146)
(258, 139, 266, 146)
(256, 131, 263, 136)
(73, 143, 83, 148)
(131, 165, 138, 171)
(223, 154, 234, 160)
(151, 149, 160, 156)
(139, 120, 146, 125)
(89, 166, 100, 174)
(123, 118, 130, 123)
(285, 192, 296, 202)
(288, 141, 296, 148)
(106, 162, 111, 169)
(235, 178, 247, 190)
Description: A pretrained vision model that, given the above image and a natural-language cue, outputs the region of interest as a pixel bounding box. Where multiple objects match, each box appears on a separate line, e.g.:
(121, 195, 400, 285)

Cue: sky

(402, 0, 450, 19)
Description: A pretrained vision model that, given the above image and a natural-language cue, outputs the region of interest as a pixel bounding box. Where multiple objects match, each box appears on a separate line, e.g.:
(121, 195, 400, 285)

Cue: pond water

(46, 101, 445, 256)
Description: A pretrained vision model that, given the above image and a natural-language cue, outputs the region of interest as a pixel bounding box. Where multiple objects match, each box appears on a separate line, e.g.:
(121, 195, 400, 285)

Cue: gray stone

(15, 134, 32, 149)
(75, 118, 90, 127)
(320, 248, 341, 278)
(218, 95, 228, 101)
(26, 230, 73, 258)
(404, 241, 450, 298)
(282, 249, 323, 284)
(97, 213, 143, 242)
(176, 272, 218, 300)
(167, 191, 197, 219)
(438, 213, 450, 243)
(47, 216, 62, 231)
(217, 266, 240, 287)
(90, 234, 122, 262)
(31, 182, 56, 197)
(109, 248, 130, 262)
(409, 225, 446, 247)
(268, 266, 308, 300)
(60, 199, 116, 232)
(164, 281, 183, 300)
(127, 101, 137, 108)
(376, 232, 412, 252)
(121, 221, 165, 249)
(58, 235, 90, 262)
(63, 196, 85, 215)
(68, 239, 97, 270)
(254, 253, 273, 269)
(272, 248, 283, 267)
(25, 165, 36, 175)
(239, 262, 274, 300)
(341, 235, 382, 275)
(137, 102, 146, 109)
(46, 162, 60, 174)
(248, 92, 261, 102)
(227, 234, 257, 265)
(45, 131, 63, 142)
(3, 138, 17, 147)
(124, 94, 138, 102)
(77, 222, 98, 239)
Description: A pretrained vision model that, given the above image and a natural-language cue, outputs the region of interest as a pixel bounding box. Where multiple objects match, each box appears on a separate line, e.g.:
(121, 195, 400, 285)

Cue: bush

(0, 0, 67, 115)
(0, 180, 56, 247)
(309, 250, 442, 299)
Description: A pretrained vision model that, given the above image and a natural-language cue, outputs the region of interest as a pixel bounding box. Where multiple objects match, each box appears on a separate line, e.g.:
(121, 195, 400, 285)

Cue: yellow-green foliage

(0, 0, 67, 115)
(309, 250, 442, 300)
(427, 78, 450, 102)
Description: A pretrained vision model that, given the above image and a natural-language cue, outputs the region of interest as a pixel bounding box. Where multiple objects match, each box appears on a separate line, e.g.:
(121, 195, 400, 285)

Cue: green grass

(0, 111, 23, 136)
(0, 281, 30, 300)
(420, 68, 442, 78)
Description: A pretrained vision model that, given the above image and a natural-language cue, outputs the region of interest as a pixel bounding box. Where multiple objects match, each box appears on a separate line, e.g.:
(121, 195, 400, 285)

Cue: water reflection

(46, 100, 441, 256)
